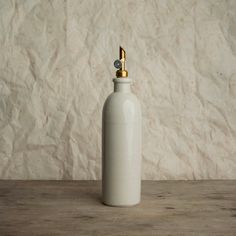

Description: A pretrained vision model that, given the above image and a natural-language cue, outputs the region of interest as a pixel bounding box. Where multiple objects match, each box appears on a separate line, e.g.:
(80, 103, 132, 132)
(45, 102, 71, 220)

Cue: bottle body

(102, 78, 142, 206)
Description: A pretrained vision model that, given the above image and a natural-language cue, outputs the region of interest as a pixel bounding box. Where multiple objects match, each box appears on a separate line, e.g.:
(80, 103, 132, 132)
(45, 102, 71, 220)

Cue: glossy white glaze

(102, 78, 142, 206)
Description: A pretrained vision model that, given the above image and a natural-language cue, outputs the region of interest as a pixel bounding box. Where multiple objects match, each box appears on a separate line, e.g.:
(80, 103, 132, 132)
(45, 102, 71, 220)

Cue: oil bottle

(102, 47, 142, 206)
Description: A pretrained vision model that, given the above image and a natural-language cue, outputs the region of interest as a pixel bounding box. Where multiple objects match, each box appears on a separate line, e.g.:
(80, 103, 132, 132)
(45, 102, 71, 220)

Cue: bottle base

(102, 200, 140, 207)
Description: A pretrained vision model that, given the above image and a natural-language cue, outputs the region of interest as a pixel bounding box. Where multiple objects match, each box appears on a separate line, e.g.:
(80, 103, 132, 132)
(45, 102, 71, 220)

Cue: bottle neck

(113, 78, 132, 93)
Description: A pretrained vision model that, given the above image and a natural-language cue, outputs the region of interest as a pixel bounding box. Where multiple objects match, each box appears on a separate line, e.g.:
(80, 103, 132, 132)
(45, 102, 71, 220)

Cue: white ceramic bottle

(102, 47, 142, 207)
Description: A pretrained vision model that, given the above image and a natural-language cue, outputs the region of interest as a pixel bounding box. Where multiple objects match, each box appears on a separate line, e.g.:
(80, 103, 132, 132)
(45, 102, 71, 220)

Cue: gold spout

(116, 46, 128, 78)
(120, 46, 126, 61)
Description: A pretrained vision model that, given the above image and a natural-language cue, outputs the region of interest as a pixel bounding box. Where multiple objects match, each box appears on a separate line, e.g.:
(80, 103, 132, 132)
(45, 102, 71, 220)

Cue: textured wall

(0, 0, 236, 180)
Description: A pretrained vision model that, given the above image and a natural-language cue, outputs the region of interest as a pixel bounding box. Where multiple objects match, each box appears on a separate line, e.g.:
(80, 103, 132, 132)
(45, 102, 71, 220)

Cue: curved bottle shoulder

(103, 92, 141, 123)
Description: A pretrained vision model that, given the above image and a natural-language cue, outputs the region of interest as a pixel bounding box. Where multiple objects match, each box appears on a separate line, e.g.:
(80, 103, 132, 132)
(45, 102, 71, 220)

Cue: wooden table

(0, 180, 235, 235)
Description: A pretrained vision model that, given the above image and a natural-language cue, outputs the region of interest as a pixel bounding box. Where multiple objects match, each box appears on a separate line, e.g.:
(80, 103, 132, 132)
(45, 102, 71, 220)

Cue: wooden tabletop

(0, 180, 235, 236)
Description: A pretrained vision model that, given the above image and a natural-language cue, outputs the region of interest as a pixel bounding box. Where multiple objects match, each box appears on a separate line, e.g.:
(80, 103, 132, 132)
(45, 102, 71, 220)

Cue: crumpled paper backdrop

(0, 0, 236, 179)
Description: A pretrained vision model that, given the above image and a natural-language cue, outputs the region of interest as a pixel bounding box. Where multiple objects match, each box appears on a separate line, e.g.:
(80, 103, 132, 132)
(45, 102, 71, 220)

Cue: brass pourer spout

(120, 47, 126, 61)
(114, 46, 128, 78)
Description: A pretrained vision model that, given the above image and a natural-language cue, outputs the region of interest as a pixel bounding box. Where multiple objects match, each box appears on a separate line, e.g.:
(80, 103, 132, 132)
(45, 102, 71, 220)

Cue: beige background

(0, 0, 236, 180)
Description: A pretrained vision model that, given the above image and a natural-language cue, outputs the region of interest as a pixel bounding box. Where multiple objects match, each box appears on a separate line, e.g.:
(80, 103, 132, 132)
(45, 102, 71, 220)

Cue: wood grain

(0, 180, 235, 235)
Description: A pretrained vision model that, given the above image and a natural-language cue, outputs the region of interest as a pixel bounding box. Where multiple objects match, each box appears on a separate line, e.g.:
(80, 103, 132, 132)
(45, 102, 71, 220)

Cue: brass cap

(116, 69, 128, 78)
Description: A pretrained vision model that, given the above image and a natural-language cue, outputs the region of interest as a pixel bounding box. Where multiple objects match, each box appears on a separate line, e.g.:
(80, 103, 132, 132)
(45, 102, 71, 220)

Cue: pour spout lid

(114, 46, 128, 78)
